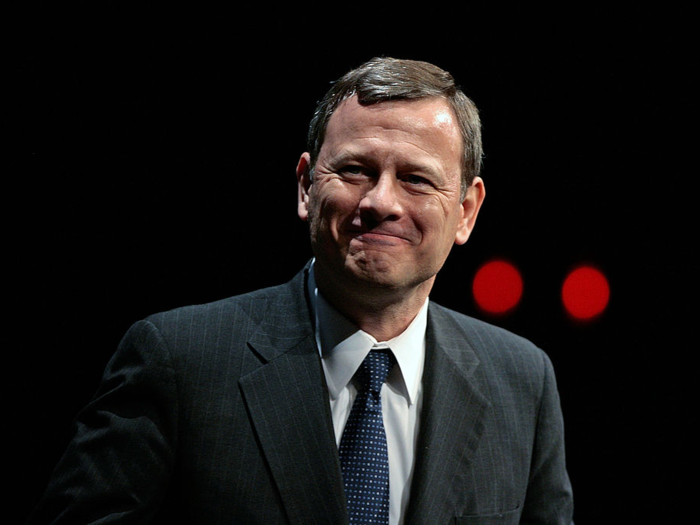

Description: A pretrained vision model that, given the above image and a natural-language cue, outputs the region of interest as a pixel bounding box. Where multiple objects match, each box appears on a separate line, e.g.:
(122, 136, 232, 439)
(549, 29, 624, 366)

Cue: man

(31, 57, 574, 523)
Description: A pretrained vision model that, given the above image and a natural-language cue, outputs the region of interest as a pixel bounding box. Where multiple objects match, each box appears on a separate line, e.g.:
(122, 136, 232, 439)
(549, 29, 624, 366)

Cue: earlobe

(296, 153, 312, 222)
(454, 177, 485, 245)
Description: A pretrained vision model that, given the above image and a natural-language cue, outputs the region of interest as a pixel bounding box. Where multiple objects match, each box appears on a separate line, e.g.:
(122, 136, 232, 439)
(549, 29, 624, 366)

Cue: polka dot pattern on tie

(339, 349, 395, 524)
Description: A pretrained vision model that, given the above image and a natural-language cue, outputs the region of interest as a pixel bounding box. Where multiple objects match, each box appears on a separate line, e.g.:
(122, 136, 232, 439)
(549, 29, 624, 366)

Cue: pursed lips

(344, 227, 411, 245)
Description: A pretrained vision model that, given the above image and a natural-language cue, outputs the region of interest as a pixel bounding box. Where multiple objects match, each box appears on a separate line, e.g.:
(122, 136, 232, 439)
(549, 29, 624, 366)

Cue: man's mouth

(347, 228, 410, 246)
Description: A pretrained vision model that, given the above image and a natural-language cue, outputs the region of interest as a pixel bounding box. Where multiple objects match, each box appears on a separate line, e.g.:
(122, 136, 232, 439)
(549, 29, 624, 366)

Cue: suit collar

(239, 264, 348, 524)
(244, 263, 316, 363)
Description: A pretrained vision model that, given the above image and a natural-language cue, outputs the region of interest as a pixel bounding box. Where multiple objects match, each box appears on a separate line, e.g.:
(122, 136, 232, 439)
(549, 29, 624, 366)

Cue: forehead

(323, 96, 462, 166)
(327, 95, 458, 136)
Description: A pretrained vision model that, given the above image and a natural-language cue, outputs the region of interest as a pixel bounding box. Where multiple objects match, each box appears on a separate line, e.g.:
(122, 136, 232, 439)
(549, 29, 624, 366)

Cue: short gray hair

(306, 57, 483, 193)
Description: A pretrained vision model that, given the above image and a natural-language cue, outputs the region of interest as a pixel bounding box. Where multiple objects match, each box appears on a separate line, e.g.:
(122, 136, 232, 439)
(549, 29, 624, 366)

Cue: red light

(472, 259, 523, 315)
(562, 265, 610, 320)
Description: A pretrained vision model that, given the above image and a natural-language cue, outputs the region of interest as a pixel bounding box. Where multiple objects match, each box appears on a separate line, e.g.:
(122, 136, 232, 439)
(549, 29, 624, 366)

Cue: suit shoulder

(429, 302, 537, 345)
(145, 279, 297, 329)
(428, 302, 547, 365)
(428, 303, 558, 403)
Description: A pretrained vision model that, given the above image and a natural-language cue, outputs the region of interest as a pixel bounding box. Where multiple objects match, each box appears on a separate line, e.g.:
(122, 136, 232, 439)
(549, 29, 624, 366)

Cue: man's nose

(358, 173, 404, 223)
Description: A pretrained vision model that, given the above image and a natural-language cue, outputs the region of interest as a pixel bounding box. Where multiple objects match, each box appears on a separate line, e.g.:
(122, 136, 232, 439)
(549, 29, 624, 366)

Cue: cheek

(413, 197, 451, 231)
(309, 184, 357, 235)
(414, 199, 462, 248)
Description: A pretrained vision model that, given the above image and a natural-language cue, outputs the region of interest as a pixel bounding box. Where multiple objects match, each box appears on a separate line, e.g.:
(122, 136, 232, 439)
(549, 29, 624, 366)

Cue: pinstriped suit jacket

(31, 263, 574, 524)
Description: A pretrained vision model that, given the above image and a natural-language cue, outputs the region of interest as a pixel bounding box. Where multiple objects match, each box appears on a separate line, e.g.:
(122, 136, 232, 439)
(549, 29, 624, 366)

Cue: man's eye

(404, 174, 429, 185)
(341, 165, 367, 176)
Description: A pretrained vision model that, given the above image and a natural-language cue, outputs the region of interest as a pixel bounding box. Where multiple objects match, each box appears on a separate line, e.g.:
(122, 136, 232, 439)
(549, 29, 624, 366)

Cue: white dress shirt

(307, 262, 427, 525)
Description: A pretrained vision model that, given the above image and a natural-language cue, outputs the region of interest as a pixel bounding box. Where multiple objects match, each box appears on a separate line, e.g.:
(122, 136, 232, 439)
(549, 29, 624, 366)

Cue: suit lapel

(406, 304, 491, 524)
(238, 269, 347, 524)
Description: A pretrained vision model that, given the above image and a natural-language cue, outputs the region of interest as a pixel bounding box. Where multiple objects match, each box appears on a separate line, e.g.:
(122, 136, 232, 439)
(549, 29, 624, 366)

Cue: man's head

(306, 57, 483, 197)
(297, 57, 485, 306)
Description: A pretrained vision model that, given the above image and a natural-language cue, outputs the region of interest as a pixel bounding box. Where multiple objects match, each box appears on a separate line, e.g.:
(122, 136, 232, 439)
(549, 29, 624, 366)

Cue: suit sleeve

(30, 320, 179, 524)
(521, 351, 575, 524)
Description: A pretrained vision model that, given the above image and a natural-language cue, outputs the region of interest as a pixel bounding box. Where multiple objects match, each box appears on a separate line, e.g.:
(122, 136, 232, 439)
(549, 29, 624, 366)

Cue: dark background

(12, 3, 695, 522)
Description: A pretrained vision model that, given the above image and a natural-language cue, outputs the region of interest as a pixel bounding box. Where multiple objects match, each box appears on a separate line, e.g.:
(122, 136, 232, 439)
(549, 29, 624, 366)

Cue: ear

(454, 177, 485, 245)
(296, 152, 313, 222)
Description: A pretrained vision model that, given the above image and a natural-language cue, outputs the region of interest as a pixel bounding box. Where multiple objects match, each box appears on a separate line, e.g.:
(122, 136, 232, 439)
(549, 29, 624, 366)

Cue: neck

(314, 266, 433, 341)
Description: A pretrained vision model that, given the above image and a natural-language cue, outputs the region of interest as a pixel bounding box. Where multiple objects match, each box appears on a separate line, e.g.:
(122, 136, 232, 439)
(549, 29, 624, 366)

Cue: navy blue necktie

(339, 349, 395, 524)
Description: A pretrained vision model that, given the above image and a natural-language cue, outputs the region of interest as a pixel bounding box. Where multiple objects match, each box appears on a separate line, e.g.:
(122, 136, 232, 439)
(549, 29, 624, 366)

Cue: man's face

(297, 95, 484, 295)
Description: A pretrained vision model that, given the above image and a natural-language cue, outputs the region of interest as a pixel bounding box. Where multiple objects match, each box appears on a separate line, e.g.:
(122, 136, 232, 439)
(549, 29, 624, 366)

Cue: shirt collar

(307, 260, 427, 405)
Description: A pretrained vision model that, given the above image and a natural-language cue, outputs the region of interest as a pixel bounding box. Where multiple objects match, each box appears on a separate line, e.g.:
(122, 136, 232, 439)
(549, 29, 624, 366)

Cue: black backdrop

(13, 4, 695, 522)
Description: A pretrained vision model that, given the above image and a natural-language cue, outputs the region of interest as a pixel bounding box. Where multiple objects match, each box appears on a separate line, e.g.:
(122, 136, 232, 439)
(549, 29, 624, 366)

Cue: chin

(344, 256, 424, 291)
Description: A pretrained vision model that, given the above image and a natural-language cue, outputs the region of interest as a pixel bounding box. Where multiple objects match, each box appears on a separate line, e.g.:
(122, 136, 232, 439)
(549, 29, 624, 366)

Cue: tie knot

(357, 349, 394, 395)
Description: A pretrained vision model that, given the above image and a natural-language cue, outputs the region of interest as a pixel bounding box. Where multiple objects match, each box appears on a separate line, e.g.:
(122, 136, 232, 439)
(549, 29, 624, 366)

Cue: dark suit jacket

(31, 264, 574, 524)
